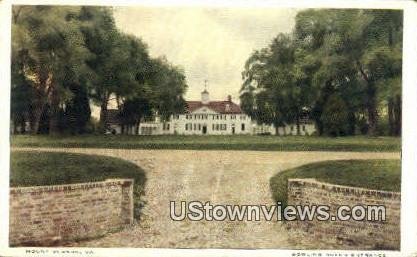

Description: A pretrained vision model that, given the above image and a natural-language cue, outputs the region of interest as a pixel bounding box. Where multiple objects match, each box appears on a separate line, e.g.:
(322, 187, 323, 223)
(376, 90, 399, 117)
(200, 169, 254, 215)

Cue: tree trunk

(314, 80, 333, 136)
(12, 119, 18, 134)
(135, 121, 140, 135)
(358, 63, 378, 136)
(347, 110, 356, 135)
(99, 96, 109, 133)
(296, 117, 301, 136)
(30, 70, 50, 135)
(365, 81, 378, 136)
(388, 99, 395, 136)
(30, 100, 45, 135)
(20, 118, 26, 134)
(48, 86, 60, 135)
(275, 125, 280, 136)
(315, 119, 323, 136)
(394, 95, 401, 136)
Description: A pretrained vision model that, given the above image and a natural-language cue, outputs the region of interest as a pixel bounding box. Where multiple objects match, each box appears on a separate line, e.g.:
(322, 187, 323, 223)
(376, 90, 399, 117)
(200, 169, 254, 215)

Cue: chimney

(227, 95, 232, 102)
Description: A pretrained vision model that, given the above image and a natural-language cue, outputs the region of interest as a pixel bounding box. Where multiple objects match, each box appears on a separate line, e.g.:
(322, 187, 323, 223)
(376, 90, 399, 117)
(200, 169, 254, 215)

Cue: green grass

(270, 159, 401, 206)
(11, 134, 401, 152)
(10, 151, 147, 219)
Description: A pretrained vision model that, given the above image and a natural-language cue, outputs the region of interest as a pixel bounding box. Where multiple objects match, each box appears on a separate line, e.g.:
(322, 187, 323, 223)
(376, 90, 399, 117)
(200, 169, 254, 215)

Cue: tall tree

(62, 82, 91, 134)
(79, 6, 132, 132)
(241, 34, 312, 135)
(241, 9, 402, 137)
(363, 10, 402, 136)
(11, 59, 34, 134)
(150, 57, 187, 121)
(294, 9, 402, 136)
(12, 6, 91, 134)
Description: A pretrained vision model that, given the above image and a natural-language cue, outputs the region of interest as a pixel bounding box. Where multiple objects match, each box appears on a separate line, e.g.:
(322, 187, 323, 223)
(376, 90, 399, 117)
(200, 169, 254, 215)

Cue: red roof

(186, 100, 242, 114)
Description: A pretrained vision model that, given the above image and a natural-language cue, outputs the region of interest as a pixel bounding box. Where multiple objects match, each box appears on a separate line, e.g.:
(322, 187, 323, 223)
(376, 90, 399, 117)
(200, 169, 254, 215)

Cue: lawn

(10, 151, 147, 219)
(270, 159, 401, 206)
(11, 134, 401, 152)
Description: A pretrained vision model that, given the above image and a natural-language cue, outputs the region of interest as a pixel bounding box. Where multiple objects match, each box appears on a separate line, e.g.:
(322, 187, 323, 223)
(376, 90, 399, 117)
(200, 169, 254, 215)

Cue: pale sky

(113, 6, 298, 102)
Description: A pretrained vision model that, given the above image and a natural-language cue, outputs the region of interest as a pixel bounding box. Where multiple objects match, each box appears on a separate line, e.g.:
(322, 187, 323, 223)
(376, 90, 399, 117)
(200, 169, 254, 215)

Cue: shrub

(320, 95, 349, 136)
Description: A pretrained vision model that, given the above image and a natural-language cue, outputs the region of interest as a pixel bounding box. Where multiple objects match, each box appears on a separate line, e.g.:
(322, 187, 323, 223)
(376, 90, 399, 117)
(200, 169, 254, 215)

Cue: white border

(0, 1, 416, 256)
(0, 0, 410, 9)
(0, 0, 12, 255)
(400, 2, 417, 255)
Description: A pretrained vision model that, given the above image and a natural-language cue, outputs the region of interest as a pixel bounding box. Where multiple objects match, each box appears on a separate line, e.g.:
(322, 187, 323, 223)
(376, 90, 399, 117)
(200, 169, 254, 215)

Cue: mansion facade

(107, 90, 316, 136)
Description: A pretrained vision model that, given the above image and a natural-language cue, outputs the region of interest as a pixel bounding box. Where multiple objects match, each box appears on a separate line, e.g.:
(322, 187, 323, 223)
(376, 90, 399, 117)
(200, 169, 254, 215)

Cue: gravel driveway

(13, 148, 400, 249)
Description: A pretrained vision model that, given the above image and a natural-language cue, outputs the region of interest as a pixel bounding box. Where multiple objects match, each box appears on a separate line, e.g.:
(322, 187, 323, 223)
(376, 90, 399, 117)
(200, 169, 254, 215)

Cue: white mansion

(107, 89, 316, 136)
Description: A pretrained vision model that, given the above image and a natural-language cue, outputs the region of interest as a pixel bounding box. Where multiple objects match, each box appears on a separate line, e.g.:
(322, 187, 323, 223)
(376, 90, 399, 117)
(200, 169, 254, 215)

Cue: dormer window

(225, 104, 230, 112)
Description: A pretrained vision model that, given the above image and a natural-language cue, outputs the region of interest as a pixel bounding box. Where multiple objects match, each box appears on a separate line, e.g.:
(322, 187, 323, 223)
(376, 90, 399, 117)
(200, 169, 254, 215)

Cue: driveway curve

(13, 148, 400, 249)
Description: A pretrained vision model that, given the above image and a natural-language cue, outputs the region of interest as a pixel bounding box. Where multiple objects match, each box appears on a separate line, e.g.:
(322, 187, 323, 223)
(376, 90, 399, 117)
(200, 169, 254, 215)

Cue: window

(216, 124, 219, 130)
(241, 123, 245, 131)
(291, 126, 294, 131)
(302, 125, 306, 132)
(225, 104, 230, 112)
(194, 124, 196, 130)
(198, 124, 201, 130)
(185, 124, 188, 130)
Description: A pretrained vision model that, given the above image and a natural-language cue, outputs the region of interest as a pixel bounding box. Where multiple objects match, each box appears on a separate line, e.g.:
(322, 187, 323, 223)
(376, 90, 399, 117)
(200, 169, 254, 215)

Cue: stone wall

(287, 178, 401, 250)
(9, 179, 134, 246)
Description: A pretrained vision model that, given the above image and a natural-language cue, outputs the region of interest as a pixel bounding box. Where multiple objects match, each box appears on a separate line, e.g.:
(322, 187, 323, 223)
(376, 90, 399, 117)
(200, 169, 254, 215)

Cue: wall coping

(288, 178, 401, 199)
(10, 178, 134, 194)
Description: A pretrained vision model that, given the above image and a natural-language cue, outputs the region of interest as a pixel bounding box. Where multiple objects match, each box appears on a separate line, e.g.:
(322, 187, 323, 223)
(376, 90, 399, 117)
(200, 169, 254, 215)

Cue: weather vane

(204, 79, 208, 91)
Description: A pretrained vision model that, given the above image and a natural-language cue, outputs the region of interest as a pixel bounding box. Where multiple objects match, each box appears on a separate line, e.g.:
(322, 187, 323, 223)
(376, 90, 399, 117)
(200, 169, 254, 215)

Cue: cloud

(113, 6, 298, 102)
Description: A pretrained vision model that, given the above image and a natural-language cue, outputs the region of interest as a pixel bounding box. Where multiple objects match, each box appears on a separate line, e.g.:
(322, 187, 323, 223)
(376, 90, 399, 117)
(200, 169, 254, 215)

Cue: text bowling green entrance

(202, 125, 207, 134)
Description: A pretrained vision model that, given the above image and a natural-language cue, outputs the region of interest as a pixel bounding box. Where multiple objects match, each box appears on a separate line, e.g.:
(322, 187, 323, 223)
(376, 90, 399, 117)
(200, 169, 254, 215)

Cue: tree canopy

(11, 6, 187, 135)
(240, 9, 402, 136)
